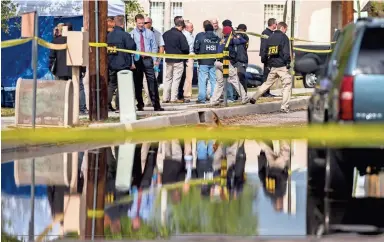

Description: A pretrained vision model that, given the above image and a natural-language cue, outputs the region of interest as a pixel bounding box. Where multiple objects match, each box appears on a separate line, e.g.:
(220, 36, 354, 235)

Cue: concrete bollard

(117, 70, 137, 123)
(115, 70, 137, 192)
(115, 144, 136, 192)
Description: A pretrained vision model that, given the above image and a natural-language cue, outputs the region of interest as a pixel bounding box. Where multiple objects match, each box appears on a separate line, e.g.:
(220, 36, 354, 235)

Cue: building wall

(139, 0, 334, 66)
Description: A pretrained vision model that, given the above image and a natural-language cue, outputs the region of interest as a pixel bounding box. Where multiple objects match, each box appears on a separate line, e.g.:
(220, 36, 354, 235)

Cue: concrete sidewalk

(1, 88, 312, 130)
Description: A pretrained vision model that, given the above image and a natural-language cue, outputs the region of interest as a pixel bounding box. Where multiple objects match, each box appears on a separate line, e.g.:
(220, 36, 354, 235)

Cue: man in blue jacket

(210, 26, 250, 106)
(194, 21, 220, 103)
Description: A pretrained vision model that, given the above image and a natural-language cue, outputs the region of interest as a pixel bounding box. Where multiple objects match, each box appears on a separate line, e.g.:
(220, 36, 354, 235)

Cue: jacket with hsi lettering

(194, 31, 220, 65)
(261, 30, 291, 68)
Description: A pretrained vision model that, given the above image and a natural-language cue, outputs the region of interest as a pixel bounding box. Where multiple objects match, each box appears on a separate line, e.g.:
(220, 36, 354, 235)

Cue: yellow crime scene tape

(1, 31, 334, 56)
(88, 42, 223, 60)
(1, 37, 32, 48)
(2, 124, 384, 147)
(239, 31, 334, 53)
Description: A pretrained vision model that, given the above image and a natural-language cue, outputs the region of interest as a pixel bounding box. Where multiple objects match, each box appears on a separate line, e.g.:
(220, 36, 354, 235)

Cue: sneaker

(170, 99, 184, 104)
(196, 100, 206, 104)
(154, 107, 165, 111)
(115, 110, 120, 113)
(249, 98, 256, 104)
(137, 107, 144, 111)
(184, 99, 191, 103)
(280, 108, 289, 113)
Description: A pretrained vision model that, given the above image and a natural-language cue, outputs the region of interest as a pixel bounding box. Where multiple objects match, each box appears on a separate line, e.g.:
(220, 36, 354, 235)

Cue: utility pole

(342, 0, 354, 27)
(85, 148, 108, 239)
(290, 0, 296, 88)
(85, 0, 109, 121)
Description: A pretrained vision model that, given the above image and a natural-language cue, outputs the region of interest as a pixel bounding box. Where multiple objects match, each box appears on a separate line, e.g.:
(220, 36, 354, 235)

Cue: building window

(170, 2, 183, 27)
(264, 3, 299, 37)
(264, 4, 284, 28)
(149, 1, 165, 33)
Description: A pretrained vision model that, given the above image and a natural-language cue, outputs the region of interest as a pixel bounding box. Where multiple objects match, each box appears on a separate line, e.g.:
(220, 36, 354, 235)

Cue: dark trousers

(58, 76, 87, 112)
(133, 57, 161, 109)
(178, 61, 187, 100)
(263, 64, 272, 94)
(108, 70, 120, 110)
(236, 62, 248, 92)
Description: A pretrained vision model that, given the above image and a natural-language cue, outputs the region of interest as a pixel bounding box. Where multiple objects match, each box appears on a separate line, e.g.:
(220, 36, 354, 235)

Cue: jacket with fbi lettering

(261, 30, 291, 68)
(194, 31, 220, 66)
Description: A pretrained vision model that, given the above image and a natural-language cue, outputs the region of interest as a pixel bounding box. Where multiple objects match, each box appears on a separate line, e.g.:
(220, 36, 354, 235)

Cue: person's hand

(130, 64, 136, 70)
(154, 61, 160, 67)
(286, 64, 291, 70)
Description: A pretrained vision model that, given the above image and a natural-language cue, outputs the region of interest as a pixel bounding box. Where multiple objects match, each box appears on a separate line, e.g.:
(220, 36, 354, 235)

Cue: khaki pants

(212, 140, 243, 171)
(183, 59, 194, 98)
(259, 140, 290, 170)
(252, 66, 292, 110)
(163, 62, 184, 102)
(143, 72, 159, 106)
(210, 61, 248, 104)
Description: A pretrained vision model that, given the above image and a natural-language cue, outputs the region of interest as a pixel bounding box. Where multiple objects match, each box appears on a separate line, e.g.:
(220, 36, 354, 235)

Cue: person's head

(144, 16, 153, 29)
(54, 23, 64, 37)
(203, 20, 211, 29)
(222, 26, 232, 36)
(114, 15, 125, 28)
(64, 22, 73, 31)
(274, 197, 284, 212)
(267, 18, 277, 30)
(184, 21, 193, 33)
(277, 21, 288, 33)
(222, 19, 232, 28)
(174, 16, 183, 26)
(210, 18, 219, 30)
(174, 18, 185, 31)
(132, 217, 141, 230)
(236, 24, 247, 32)
(107, 16, 115, 32)
(204, 22, 214, 32)
(135, 14, 145, 30)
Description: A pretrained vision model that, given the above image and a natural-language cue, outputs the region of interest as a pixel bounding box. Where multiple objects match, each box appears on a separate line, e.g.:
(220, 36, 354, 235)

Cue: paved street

(222, 110, 307, 127)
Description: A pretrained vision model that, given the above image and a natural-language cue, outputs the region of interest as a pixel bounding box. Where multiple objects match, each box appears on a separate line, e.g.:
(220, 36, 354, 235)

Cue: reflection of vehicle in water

(295, 17, 384, 236)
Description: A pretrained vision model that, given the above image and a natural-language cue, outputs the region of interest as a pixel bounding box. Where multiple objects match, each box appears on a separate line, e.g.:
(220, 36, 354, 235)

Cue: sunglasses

(144, 22, 151, 24)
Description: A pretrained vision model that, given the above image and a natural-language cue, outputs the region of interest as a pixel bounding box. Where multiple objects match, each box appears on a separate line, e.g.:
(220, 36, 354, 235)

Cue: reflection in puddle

(2, 139, 384, 240)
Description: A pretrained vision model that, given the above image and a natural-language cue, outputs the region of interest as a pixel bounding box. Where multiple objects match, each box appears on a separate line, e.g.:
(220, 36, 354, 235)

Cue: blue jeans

(198, 65, 216, 102)
(197, 140, 214, 161)
(227, 83, 235, 101)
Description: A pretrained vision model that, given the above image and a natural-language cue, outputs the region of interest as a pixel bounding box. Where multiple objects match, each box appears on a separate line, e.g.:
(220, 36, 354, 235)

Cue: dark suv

(295, 18, 384, 236)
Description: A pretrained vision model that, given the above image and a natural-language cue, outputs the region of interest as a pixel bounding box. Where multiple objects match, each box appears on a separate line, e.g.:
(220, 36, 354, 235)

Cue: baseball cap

(222, 19, 232, 27)
(222, 26, 232, 35)
(236, 24, 247, 31)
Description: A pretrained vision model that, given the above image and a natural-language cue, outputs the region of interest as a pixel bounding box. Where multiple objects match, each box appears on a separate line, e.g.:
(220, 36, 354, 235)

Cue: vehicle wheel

(303, 73, 317, 88)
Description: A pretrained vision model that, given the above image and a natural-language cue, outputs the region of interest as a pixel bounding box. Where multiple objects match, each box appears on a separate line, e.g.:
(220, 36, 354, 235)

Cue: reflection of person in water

(258, 140, 290, 211)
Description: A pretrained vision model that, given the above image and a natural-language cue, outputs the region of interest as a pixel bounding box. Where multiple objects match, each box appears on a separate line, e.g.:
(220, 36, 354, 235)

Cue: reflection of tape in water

(3, 124, 384, 146)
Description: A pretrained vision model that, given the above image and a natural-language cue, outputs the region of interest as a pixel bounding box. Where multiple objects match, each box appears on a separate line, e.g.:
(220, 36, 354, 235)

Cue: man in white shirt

(180, 21, 195, 103)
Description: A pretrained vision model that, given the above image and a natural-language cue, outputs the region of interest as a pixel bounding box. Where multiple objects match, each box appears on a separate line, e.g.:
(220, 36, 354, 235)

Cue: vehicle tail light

(339, 75, 354, 120)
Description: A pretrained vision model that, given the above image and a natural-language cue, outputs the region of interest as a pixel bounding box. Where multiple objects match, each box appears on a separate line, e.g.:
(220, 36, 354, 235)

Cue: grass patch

(1, 108, 15, 117)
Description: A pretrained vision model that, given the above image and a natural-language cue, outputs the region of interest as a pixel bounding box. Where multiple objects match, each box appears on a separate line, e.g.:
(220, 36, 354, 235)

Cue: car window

(325, 31, 345, 75)
(355, 27, 384, 75)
